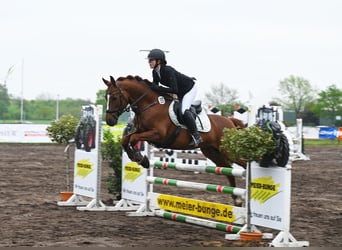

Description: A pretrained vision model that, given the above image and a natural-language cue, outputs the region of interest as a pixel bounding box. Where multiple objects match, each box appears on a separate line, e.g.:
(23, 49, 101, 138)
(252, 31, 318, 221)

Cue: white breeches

(181, 84, 198, 114)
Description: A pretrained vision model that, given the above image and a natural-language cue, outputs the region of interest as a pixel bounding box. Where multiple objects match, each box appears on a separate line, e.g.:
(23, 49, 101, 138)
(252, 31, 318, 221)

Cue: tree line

(0, 83, 129, 123)
(0, 96, 91, 123)
(1, 75, 341, 126)
(205, 75, 342, 127)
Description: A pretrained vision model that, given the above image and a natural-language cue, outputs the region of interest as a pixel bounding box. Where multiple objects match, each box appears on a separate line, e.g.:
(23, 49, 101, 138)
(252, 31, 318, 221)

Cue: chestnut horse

(103, 75, 246, 205)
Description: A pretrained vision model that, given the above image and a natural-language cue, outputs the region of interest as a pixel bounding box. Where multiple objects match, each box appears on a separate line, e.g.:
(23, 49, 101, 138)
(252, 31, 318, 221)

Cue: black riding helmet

(147, 49, 167, 64)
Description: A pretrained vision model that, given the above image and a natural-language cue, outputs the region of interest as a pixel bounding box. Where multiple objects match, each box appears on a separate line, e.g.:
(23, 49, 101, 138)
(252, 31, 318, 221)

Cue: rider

(147, 48, 203, 147)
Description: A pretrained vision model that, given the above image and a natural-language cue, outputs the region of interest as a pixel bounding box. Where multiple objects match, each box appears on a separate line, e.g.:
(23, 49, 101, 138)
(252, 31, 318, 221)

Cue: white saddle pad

(168, 100, 211, 132)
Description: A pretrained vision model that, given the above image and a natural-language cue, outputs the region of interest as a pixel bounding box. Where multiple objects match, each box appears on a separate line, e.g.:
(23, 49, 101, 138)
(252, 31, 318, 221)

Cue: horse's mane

(117, 75, 152, 85)
(117, 75, 174, 100)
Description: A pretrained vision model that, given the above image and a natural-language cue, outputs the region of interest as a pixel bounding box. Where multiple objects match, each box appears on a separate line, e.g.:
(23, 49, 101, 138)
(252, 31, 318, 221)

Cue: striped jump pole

(146, 176, 245, 197)
(152, 161, 245, 177)
(155, 210, 241, 234)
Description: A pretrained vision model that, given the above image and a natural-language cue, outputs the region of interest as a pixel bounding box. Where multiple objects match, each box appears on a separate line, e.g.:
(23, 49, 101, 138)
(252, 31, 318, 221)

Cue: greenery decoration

(220, 126, 275, 164)
(46, 115, 79, 144)
(220, 125, 276, 233)
(101, 128, 123, 198)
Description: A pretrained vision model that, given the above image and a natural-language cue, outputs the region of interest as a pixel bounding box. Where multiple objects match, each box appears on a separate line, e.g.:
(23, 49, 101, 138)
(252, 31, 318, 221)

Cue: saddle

(168, 100, 211, 132)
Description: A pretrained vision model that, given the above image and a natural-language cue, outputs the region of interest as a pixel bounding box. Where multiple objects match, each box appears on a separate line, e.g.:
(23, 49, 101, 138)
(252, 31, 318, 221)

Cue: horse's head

(103, 76, 129, 126)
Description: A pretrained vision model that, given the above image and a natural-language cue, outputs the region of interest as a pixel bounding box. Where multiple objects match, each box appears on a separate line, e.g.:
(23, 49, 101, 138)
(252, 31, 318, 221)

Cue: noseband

(106, 82, 129, 119)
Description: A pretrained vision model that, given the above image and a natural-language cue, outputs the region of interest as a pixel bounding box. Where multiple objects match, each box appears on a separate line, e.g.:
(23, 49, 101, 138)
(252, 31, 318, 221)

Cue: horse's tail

(230, 117, 246, 129)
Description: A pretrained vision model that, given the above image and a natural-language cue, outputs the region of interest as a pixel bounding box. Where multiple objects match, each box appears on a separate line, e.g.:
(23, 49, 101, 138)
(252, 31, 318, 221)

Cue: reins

(106, 80, 159, 118)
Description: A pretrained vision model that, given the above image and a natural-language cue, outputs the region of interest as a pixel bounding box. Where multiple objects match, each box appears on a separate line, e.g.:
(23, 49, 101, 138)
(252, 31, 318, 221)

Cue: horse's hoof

(234, 198, 243, 207)
(139, 156, 150, 169)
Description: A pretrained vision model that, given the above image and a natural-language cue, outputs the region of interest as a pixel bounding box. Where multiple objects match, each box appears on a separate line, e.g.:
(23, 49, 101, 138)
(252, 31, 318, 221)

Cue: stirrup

(189, 135, 203, 147)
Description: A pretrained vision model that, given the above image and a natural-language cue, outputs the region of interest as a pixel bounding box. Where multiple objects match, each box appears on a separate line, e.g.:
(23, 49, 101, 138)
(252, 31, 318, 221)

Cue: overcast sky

(1, 0, 341, 108)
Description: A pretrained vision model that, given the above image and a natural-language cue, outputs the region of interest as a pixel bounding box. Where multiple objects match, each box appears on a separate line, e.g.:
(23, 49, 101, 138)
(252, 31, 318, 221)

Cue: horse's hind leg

(201, 147, 243, 207)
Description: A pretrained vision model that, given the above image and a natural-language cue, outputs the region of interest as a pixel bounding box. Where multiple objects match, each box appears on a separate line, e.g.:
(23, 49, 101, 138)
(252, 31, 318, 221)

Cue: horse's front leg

(122, 133, 150, 168)
(121, 134, 137, 161)
(127, 129, 160, 168)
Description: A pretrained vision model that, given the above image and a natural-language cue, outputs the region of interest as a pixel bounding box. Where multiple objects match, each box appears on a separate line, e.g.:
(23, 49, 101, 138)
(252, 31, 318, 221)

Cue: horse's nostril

(106, 118, 117, 126)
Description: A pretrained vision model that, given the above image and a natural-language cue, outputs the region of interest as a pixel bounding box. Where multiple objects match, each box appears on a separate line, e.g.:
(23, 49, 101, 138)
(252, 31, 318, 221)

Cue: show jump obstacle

(58, 105, 109, 210)
(121, 146, 308, 247)
(58, 105, 309, 247)
(58, 104, 142, 211)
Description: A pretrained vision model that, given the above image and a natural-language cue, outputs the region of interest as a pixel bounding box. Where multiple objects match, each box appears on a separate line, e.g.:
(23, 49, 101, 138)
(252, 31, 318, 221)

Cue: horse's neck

(125, 82, 156, 107)
(125, 81, 171, 113)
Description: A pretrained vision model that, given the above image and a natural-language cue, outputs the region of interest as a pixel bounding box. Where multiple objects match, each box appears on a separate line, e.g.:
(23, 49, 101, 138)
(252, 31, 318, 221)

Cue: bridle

(106, 82, 130, 120)
(106, 81, 155, 119)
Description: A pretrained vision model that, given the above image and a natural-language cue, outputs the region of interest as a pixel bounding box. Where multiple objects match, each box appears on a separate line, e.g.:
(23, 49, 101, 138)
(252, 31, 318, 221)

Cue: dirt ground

(0, 143, 341, 247)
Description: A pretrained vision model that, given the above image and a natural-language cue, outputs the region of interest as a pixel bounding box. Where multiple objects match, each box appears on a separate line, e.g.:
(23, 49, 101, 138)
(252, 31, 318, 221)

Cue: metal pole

(64, 144, 71, 191)
(96, 105, 103, 206)
(20, 59, 24, 123)
(246, 161, 252, 232)
(56, 94, 60, 120)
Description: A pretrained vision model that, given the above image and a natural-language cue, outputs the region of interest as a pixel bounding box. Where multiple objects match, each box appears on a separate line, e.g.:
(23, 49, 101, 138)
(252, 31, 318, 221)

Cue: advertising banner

(73, 150, 98, 198)
(121, 152, 147, 203)
(0, 124, 51, 143)
(73, 105, 101, 198)
(149, 192, 246, 224)
(250, 162, 289, 230)
(319, 127, 338, 139)
(338, 127, 342, 141)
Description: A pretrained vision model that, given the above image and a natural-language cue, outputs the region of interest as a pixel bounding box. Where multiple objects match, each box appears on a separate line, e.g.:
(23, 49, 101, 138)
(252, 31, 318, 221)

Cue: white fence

(0, 123, 336, 143)
(0, 124, 51, 143)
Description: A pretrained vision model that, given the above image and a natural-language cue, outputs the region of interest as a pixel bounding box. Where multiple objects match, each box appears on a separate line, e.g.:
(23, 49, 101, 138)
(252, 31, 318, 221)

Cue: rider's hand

(150, 84, 159, 91)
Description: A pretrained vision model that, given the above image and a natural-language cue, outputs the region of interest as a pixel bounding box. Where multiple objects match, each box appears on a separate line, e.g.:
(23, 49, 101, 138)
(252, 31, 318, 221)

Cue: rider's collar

(154, 64, 161, 72)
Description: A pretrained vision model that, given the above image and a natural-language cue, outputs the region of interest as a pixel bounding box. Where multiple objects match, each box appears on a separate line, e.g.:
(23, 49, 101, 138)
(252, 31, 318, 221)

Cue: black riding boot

(183, 110, 203, 147)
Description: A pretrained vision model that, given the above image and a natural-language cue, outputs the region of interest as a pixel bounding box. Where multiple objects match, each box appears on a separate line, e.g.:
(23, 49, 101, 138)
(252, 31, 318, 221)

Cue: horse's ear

(102, 77, 111, 87)
(110, 76, 116, 84)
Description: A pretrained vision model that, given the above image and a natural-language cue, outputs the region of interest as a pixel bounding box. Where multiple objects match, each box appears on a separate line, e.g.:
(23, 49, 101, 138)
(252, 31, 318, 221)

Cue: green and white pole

(146, 176, 245, 197)
(155, 210, 241, 234)
(152, 161, 245, 177)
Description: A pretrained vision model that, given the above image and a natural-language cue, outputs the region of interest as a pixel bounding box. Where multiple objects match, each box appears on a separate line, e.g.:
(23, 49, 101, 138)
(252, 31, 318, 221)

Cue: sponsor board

(73, 150, 98, 198)
(149, 193, 245, 224)
(73, 105, 101, 198)
(0, 124, 51, 143)
(250, 162, 289, 230)
(319, 127, 338, 139)
(121, 153, 147, 203)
